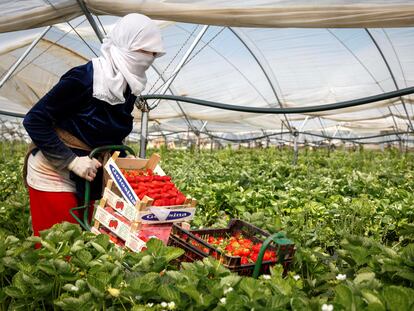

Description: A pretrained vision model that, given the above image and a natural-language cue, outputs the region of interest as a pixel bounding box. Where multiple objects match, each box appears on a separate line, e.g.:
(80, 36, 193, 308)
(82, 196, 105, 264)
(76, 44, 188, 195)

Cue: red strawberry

(241, 248, 251, 256)
(263, 251, 273, 261)
(252, 243, 262, 253)
(241, 256, 249, 265)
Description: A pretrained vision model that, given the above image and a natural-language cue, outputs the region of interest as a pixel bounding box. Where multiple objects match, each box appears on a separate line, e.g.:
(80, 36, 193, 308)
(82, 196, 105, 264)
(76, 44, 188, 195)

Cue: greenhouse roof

(0, 1, 413, 144)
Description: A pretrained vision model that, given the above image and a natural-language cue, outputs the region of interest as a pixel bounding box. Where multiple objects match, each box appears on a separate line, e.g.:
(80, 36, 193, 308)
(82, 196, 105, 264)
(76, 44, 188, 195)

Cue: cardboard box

(137, 206, 196, 224)
(91, 223, 146, 252)
(103, 182, 196, 224)
(93, 205, 133, 241)
(104, 153, 161, 206)
(103, 153, 197, 224)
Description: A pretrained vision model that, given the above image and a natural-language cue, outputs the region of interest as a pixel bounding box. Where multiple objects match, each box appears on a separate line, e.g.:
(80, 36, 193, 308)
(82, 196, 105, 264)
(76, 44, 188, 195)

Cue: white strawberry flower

(220, 297, 227, 304)
(168, 301, 176, 310)
(322, 303, 334, 311)
(161, 302, 168, 308)
(293, 275, 301, 281)
(336, 274, 347, 281)
(262, 274, 271, 280)
(69, 285, 79, 292)
(224, 287, 234, 295)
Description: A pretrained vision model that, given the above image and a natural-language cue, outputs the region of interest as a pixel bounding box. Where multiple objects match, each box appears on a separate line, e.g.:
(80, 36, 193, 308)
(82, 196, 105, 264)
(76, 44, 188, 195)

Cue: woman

(23, 13, 165, 236)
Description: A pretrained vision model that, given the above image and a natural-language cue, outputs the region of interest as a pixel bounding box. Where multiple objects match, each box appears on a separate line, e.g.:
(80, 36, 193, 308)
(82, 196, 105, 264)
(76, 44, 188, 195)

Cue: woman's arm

(23, 75, 88, 170)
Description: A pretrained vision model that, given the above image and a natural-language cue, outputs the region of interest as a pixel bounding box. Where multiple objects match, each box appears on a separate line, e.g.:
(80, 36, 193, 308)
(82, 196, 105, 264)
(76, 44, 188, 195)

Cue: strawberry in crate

(189, 232, 277, 265)
(120, 168, 187, 206)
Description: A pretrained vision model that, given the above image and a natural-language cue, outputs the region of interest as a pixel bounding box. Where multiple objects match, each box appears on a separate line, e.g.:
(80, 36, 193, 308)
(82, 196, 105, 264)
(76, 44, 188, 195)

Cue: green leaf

(87, 276, 105, 298)
(33, 282, 54, 295)
(4, 286, 24, 298)
(146, 238, 164, 254)
(76, 249, 93, 264)
(90, 242, 106, 254)
(335, 284, 356, 311)
(53, 259, 72, 274)
(2, 256, 17, 269)
(290, 296, 310, 311)
(38, 261, 56, 275)
(360, 289, 385, 311)
(163, 247, 184, 263)
(239, 278, 259, 300)
(177, 283, 203, 305)
(71, 240, 85, 253)
(54, 293, 93, 310)
(158, 284, 181, 303)
(165, 271, 185, 282)
(354, 272, 376, 284)
(94, 233, 110, 250)
(40, 240, 57, 253)
(220, 275, 241, 288)
(129, 272, 159, 294)
(12, 272, 28, 294)
(383, 286, 410, 311)
(395, 271, 414, 282)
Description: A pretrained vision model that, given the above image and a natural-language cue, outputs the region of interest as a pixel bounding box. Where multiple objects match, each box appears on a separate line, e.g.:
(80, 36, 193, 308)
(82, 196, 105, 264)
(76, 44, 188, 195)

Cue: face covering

(92, 13, 165, 105)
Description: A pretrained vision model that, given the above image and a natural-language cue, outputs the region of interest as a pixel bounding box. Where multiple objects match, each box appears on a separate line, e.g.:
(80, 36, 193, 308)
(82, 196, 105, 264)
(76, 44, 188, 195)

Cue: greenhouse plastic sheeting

(0, 2, 413, 144)
(1, 0, 414, 33)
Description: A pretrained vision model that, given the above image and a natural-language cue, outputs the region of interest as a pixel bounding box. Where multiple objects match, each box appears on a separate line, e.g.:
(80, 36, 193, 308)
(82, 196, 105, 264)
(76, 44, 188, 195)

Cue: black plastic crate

(168, 219, 295, 276)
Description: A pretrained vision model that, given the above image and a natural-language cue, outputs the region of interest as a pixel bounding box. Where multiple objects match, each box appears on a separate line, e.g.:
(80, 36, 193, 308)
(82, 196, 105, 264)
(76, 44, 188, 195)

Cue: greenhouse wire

(382, 28, 414, 117)
(147, 25, 200, 94)
(44, 0, 99, 56)
(0, 26, 51, 88)
(228, 28, 284, 107)
(148, 27, 226, 101)
(147, 26, 209, 135)
(184, 26, 292, 131)
(148, 129, 412, 144)
(365, 28, 414, 131)
(327, 29, 403, 139)
(147, 133, 414, 146)
(10, 18, 89, 78)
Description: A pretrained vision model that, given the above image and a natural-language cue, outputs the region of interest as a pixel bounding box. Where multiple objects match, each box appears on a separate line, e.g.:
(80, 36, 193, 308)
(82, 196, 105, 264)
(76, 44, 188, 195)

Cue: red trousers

(28, 187, 94, 236)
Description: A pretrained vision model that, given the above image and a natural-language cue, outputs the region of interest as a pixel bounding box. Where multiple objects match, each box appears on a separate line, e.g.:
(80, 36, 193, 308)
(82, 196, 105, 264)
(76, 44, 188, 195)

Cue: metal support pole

(151, 26, 209, 137)
(262, 130, 270, 148)
(76, 0, 104, 43)
(137, 100, 149, 158)
(200, 121, 208, 133)
(229, 28, 293, 132)
(365, 29, 413, 131)
(159, 26, 209, 96)
(162, 132, 168, 149)
(0, 26, 51, 89)
(292, 130, 299, 165)
(297, 116, 310, 143)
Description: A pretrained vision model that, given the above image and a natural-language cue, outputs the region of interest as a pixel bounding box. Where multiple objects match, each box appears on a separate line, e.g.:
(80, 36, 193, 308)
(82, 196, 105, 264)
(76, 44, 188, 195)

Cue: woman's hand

(68, 156, 102, 181)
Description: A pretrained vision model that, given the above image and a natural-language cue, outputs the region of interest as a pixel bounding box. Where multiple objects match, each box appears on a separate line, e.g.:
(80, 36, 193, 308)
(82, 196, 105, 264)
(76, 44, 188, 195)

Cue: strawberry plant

(0, 146, 413, 309)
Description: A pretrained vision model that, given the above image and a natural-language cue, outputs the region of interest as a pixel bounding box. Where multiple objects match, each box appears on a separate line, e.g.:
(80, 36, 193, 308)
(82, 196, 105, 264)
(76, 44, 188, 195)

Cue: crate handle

(252, 232, 292, 279)
(70, 145, 136, 230)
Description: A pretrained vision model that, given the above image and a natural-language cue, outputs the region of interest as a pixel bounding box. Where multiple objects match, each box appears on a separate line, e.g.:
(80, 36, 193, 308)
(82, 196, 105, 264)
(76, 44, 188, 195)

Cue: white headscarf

(92, 13, 165, 105)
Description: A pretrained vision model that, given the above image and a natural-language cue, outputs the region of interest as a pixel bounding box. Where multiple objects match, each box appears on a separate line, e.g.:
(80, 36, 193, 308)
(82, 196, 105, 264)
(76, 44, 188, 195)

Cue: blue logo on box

(109, 164, 137, 205)
(142, 211, 192, 221)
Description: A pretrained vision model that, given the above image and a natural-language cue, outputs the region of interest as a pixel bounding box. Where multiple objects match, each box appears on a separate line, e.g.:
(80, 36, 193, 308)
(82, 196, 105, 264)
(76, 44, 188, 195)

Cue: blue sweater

(23, 61, 137, 199)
